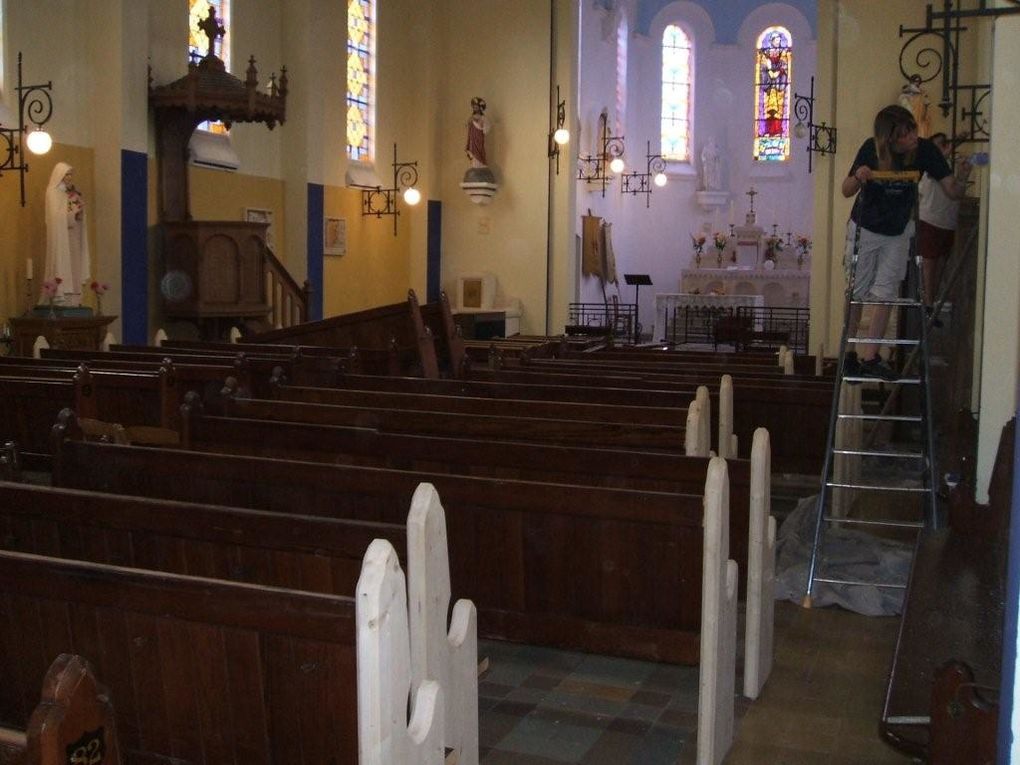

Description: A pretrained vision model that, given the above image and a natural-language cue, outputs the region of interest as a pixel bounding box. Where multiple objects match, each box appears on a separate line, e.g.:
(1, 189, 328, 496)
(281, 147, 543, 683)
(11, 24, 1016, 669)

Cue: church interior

(0, 0, 1018, 763)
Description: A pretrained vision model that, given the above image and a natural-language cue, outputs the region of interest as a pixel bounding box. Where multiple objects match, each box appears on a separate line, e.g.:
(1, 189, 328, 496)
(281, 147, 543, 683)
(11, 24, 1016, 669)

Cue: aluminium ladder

(803, 170, 941, 608)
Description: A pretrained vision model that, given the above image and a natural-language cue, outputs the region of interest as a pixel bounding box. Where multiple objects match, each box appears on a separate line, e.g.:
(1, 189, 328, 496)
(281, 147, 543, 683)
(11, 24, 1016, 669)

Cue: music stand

(623, 274, 652, 344)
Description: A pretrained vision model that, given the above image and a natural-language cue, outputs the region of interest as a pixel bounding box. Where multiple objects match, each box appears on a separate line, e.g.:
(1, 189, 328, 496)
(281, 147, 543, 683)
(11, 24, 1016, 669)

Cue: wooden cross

(745, 186, 758, 214)
(198, 6, 226, 54)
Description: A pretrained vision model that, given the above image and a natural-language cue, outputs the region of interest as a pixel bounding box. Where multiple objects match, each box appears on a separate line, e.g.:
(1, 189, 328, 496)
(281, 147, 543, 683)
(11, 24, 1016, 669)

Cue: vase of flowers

(763, 235, 784, 269)
(90, 281, 109, 315)
(690, 234, 706, 268)
(795, 235, 811, 270)
(41, 277, 62, 318)
(712, 232, 728, 267)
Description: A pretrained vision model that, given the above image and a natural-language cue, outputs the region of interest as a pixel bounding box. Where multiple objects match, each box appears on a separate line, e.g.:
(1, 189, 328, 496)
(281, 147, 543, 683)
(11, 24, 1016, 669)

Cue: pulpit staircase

(803, 171, 940, 608)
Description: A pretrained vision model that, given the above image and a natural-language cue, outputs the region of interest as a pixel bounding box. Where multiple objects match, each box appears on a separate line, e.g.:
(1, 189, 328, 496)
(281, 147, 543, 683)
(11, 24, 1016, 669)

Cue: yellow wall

(321, 184, 412, 316)
(188, 166, 288, 257)
(0, 144, 97, 321)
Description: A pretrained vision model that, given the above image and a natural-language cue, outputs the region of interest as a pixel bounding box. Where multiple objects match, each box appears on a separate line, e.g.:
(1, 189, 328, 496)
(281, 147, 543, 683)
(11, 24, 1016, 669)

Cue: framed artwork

(461, 278, 483, 309)
(244, 207, 276, 251)
(324, 216, 347, 256)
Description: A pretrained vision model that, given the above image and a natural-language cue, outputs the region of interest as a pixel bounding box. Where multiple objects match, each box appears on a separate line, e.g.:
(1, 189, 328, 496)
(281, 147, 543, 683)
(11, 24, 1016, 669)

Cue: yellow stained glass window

(347, 0, 374, 162)
(661, 24, 692, 161)
(754, 26, 792, 161)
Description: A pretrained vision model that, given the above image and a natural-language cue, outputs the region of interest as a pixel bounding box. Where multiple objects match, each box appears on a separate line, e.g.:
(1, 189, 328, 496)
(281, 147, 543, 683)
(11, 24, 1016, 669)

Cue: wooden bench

(880, 418, 1013, 760)
(52, 414, 750, 664)
(0, 654, 121, 765)
(0, 478, 477, 763)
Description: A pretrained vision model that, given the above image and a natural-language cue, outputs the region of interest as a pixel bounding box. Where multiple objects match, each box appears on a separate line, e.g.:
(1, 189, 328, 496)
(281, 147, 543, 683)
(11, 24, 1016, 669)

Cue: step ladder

(803, 171, 941, 607)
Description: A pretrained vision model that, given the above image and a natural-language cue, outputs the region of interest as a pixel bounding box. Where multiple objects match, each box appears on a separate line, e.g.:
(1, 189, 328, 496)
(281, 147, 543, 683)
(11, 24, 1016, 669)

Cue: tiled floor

(478, 602, 913, 764)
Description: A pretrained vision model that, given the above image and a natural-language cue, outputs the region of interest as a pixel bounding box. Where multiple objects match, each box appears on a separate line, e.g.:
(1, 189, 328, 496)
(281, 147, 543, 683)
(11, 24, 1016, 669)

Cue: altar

(653, 293, 763, 343)
(680, 266, 809, 308)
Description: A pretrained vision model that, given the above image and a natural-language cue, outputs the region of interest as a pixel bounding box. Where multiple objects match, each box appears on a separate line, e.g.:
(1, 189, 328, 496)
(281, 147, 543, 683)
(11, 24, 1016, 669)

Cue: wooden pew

(0, 548, 366, 763)
(880, 418, 1013, 760)
(51, 416, 732, 664)
(203, 392, 690, 453)
(0, 479, 478, 764)
(0, 366, 178, 467)
(0, 654, 121, 765)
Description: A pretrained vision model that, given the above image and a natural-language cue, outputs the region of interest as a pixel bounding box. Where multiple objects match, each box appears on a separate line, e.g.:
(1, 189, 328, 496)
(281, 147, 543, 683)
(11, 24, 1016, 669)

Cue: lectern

(623, 274, 652, 344)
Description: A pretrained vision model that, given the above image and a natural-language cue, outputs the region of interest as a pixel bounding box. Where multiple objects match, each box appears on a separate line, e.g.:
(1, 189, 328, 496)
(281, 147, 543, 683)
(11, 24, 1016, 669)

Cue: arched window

(189, 0, 230, 134)
(347, 0, 375, 162)
(615, 15, 628, 135)
(661, 24, 692, 162)
(754, 26, 792, 161)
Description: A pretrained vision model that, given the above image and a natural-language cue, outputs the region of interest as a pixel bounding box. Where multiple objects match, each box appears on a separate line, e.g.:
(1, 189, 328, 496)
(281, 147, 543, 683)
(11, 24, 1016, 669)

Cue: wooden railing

(264, 248, 311, 330)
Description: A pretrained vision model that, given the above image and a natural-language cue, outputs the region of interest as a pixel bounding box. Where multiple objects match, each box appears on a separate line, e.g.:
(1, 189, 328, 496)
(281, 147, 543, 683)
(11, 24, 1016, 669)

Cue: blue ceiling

(630, 0, 818, 44)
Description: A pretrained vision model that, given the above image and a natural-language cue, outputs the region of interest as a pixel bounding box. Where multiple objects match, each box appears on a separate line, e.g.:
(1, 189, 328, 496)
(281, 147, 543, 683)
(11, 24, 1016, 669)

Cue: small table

(8, 315, 117, 356)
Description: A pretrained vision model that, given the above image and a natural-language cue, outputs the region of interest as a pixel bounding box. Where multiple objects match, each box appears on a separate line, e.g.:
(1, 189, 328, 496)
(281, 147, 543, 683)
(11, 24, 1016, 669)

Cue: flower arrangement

(42, 277, 63, 316)
(90, 281, 110, 315)
(711, 232, 732, 265)
(764, 235, 784, 266)
(690, 233, 706, 267)
(795, 235, 811, 270)
(66, 185, 84, 222)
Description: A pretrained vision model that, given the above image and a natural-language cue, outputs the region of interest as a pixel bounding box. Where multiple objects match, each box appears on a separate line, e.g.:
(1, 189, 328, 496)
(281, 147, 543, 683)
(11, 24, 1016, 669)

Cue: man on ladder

(840, 105, 970, 380)
(803, 104, 971, 608)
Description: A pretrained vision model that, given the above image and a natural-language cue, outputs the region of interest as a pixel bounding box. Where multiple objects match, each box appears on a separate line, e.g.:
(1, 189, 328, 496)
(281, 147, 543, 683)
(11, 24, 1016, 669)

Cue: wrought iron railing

(566, 301, 637, 339)
(667, 305, 808, 353)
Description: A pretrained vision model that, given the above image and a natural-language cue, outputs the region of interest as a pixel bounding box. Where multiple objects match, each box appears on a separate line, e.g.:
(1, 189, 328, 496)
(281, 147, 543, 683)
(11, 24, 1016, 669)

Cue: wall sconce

(793, 76, 837, 174)
(621, 141, 668, 208)
(548, 85, 570, 175)
(0, 52, 55, 206)
(577, 109, 625, 197)
(356, 143, 420, 236)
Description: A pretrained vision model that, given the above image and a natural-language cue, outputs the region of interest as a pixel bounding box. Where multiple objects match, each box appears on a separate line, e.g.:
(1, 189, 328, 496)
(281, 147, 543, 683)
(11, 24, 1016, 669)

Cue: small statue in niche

(461, 96, 499, 205)
(700, 138, 723, 191)
(466, 97, 491, 168)
(42, 162, 90, 307)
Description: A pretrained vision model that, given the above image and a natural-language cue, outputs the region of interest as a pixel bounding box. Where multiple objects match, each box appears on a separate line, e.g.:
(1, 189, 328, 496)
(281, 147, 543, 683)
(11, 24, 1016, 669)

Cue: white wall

(578, 0, 815, 334)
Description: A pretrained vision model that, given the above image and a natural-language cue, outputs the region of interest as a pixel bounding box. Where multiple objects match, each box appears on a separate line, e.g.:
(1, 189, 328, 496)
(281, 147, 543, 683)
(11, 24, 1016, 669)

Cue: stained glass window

(754, 26, 792, 161)
(347, 0, 374, 162)
(616, 16, 628, 136)
(189, 0, 230, 135)
(661, 24, 692, 162)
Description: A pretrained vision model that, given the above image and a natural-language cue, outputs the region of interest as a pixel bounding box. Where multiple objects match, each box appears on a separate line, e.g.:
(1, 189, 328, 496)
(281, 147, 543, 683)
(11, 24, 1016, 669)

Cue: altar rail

(566, 301, 636, 339)
(669, 306, 808, 354)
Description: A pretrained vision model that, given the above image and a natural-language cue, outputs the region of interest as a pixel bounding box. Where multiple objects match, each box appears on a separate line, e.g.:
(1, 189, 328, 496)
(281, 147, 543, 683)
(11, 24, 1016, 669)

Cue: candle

(728, 200, 734, 225)
(25, 258, 33, 279)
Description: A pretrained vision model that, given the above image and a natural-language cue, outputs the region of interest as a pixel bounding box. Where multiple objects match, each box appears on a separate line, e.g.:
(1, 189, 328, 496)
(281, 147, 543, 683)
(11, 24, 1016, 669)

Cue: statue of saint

(43, 162, 90, 306)
(466, 97, 491, 168)
(701, 139, 722, 191)
(898, 75, 931, 138)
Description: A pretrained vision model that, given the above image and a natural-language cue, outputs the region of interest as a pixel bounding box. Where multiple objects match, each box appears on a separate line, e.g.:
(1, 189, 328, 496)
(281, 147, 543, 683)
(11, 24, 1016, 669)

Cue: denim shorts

(844, 220, 913, 300)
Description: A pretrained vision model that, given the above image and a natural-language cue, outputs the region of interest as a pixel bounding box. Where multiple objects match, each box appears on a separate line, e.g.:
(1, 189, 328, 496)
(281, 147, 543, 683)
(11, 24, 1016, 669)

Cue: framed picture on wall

(243, 207, 276, 251)
(324, 216, 347, 256)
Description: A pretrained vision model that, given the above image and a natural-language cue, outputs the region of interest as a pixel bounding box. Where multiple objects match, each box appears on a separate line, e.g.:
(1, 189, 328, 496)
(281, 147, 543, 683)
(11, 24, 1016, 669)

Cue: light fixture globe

(653, 172, 668, 187)
(402, 187, 421, 206)
(794, 122, 807, 140)
(609, 156, 625, 174)
(25, 128, 52, 155)
(553, 127, 570, 146)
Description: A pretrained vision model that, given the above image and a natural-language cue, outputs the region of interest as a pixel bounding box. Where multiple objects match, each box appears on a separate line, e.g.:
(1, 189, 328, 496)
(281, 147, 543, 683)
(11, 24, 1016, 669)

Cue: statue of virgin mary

(42, 162, 90, 306)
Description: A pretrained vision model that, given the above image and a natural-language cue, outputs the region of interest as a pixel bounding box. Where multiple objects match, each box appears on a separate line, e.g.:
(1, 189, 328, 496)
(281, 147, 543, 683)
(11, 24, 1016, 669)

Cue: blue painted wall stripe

(307, 183, 324, 321)
(427, 200, 442, 303)
(120, 150, 148, 344)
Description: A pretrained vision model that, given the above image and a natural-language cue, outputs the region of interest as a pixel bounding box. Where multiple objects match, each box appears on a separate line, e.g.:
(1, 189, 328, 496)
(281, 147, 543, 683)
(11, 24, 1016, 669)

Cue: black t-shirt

(848, 137, 951, 235)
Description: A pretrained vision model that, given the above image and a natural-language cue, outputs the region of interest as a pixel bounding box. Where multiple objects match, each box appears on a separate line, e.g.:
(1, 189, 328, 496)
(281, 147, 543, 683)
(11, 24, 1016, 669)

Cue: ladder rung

(825, 482, 928, 493)
(832, 449, 924, 459)
(850, 298, 922, 307)
(885, 715, 931, 725)
(837, 414, 922, 422)
(822, 516, 924, 528)
(842, 376, 920, 384)
(812, 576, 908, 589)
(847, 337, 920, 345)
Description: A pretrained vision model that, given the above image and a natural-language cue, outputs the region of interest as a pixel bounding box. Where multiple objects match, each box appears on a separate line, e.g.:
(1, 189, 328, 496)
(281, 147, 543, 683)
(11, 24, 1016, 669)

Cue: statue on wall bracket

(460, 97, 499, 205)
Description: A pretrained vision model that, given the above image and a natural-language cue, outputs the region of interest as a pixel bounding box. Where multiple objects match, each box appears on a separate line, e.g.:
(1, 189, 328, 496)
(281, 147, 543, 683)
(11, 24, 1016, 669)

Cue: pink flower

(90, 281, 109, 296)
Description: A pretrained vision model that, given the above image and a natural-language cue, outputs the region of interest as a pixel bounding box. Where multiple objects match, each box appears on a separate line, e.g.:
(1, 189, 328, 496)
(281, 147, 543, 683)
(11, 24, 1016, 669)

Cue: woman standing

(43, 162, 90, 307)
(840, 105, 967, 380)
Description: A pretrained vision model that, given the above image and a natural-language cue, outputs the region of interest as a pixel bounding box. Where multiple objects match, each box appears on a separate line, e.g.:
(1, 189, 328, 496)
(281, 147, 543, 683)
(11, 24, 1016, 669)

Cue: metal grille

(566, 302, 636, 338)
(667, 305, 808, 353)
